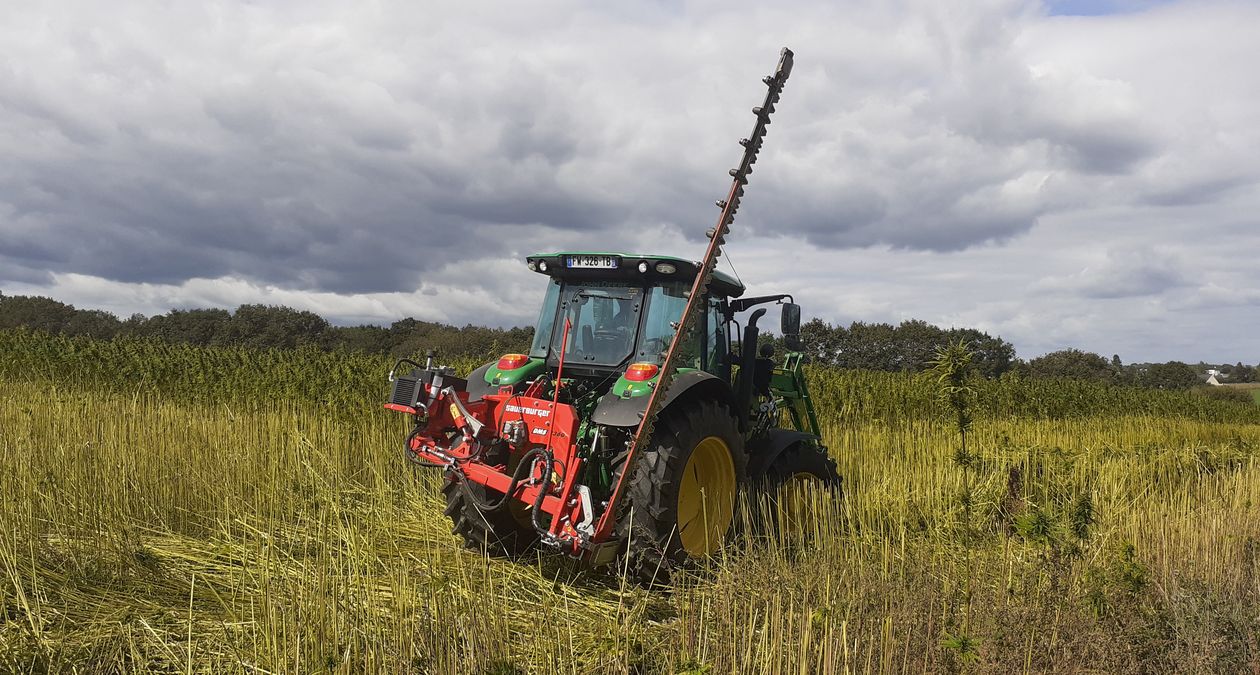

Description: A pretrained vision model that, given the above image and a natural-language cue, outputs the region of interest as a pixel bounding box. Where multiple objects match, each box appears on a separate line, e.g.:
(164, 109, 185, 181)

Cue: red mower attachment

(384, 351, 601, 557)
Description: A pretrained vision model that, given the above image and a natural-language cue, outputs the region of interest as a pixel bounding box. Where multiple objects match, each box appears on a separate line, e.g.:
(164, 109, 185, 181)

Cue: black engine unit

(389, 368, 468, 410)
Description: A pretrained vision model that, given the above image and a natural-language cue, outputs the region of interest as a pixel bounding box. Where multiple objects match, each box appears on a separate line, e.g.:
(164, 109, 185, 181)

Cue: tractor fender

(745, 428, 820, 480)
(465, 361, 496, 402)
(592, 370, 737, 428)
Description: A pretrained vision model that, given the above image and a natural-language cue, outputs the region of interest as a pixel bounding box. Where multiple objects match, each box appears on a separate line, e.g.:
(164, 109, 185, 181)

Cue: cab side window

(704, 298, 726, 375)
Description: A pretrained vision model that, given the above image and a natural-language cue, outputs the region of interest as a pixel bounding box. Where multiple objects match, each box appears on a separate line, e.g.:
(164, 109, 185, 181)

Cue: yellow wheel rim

(778, 472, 821, 529)
(676, 436, 736, 556)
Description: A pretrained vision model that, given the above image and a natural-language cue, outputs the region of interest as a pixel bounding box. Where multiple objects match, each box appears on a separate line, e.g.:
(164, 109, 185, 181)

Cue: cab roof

(526, 252, 745, 298)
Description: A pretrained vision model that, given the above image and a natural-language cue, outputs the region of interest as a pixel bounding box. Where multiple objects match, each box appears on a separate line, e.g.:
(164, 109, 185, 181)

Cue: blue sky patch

(1046, 0, 1177, 16)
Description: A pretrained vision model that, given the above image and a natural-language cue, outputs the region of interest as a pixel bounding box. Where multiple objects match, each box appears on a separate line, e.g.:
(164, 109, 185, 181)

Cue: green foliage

(1134, 361, 1202, 390)
(1069, 489, 1095, 541)
(6, 330, 1257, 425)
(0, 329, 483, 414)
(1190, 386, 1256, 404)
(940, 633, 982, 665)
(1013, 507, 1054, 544)
(0, 294, 121, 338)
(799, 318, 1015, 377)
(931, 340, 976, 437)
(1026, 348, 1116, 382)
(675, 660, 713, 674)
(1113, 542, 1148, 595)
(0, 293, 532, 361)
(480, 660, 527, 675)
(6, 291, 1256, 399)
(1227, 362, 1255, 383)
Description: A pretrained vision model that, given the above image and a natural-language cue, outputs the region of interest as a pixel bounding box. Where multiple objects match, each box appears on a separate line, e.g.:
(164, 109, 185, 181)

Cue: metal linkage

(590, 47, 795, 543)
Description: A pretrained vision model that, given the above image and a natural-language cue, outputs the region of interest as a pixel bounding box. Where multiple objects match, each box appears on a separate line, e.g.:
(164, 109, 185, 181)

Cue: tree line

(797, 318, 1016, 379)
(794, 318, 1255, 391)
(0, 293, 531, 360)
(1019, 348, 1254, 388)
(1, 292, 1254, 391)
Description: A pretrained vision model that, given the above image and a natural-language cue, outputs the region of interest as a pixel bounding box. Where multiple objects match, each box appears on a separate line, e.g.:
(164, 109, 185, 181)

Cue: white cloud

(1034, 247, 1189, 299)
(2, 260, 542, 328)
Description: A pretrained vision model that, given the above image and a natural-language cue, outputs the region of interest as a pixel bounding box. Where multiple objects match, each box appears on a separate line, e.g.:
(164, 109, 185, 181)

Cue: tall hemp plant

(930, 339, 982, 670)
(931, 339, 978, 533)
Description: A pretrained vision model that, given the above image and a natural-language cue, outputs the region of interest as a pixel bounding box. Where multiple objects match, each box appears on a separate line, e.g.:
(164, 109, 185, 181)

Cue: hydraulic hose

(457, 447, 548, 513)
(529, 451, 556, 538)
(404, 424, 447, 468)
(456, 446, 560, 541)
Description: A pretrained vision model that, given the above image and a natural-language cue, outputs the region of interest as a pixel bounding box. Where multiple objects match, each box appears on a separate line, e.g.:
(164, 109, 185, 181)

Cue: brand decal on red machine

(504, 404, 551, 418)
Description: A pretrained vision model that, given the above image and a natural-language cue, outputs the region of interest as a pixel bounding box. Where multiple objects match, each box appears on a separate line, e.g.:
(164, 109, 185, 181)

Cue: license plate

(566, 255, 618, 269)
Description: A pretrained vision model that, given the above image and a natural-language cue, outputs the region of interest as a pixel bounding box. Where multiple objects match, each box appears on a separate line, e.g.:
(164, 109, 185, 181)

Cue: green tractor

(384, 48, 837, 581)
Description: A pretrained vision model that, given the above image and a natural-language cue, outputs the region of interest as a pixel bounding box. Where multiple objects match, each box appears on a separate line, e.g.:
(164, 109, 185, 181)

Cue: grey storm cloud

(2, 0, 1259, 362)
(0, 0, 1166, 293)
(0, 2, 639, 294)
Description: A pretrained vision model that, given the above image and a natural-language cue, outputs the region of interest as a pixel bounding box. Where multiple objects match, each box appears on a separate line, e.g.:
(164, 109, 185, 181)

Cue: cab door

(701, 296, 728, 378)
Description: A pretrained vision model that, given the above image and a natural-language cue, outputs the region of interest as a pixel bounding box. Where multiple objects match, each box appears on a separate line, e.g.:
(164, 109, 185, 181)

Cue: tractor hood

(525, 252, 745, 298)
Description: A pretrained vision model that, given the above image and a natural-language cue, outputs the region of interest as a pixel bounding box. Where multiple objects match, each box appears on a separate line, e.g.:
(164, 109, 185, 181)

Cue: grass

(2, 331, 1259, 672)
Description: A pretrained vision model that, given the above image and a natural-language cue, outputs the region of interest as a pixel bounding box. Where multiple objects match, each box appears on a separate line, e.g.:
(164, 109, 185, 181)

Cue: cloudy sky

(1, 0, 1256, 363)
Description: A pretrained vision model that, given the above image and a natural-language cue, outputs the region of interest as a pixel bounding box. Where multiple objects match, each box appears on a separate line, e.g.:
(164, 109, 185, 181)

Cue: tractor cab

(514, 252, 813, 431)
(522, 252, 746, 379)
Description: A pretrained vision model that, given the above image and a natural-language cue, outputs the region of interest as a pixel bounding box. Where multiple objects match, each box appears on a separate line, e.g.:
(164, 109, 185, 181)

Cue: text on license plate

(566, 255, 618, 269)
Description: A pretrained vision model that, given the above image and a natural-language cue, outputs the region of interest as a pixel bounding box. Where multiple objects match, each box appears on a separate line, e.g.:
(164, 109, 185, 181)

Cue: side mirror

(780, 302, 802, 350)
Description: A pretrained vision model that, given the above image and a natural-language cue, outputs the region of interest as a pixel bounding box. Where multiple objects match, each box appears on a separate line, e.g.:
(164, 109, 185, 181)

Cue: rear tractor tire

(442, 474, 539, 558)
(616, 400, 748, 585)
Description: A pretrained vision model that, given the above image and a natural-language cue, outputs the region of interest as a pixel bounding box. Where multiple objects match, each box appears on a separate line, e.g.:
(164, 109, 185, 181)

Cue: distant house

(1204, 369, 1227, 386)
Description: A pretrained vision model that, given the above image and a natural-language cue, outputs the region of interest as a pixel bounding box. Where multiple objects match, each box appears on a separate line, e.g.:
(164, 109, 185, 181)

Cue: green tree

(1231, 362, 1256, 384)
(0, 295, 121, 338)
(1027, 349, 1113, 381)
(223, 305, 331, 349)
(799, 318, 842, 366)
(0, 295, 80, 333)
(135, 308, 233, 345)
(327, 325, 395, 353)
(892, 319, 946, 372)
(840, 321, 898, 371)
(946, 327, 1015, 378)
(1135, 361, 1201, 390)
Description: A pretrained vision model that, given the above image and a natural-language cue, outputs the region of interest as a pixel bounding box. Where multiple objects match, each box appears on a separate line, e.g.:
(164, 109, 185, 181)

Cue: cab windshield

(528, 278, 562, 359)
(635, 282, 694, 366)
(548, 282, 643, 367)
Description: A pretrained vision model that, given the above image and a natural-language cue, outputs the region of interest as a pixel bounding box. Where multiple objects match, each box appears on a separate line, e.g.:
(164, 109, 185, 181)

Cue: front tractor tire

(761, 442, 841, 543)
(765, 442, 841, 493)
(617, 401, 748, 584)
(442, 475, 538, 557)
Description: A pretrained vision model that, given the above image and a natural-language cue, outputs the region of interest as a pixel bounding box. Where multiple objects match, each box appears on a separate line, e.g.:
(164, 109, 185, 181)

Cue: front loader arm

(771, 351, 823, 438)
